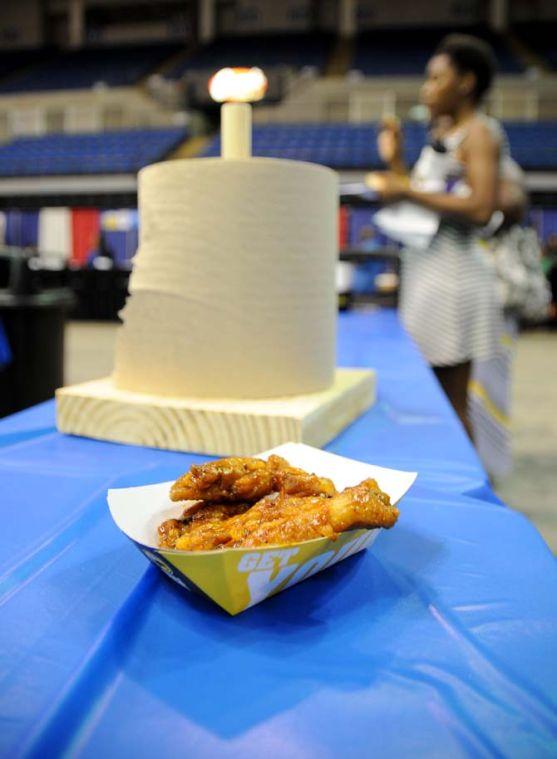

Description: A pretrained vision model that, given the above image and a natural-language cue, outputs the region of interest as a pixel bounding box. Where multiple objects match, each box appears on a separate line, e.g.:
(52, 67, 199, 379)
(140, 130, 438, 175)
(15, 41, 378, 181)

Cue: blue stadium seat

(165, 33, 333, 79)
(351, 26, 523, 76)
(513, 23, 557, 70)
(0, 127, 187, 176)
(200, 121, 557, 170)
(0, 122, 555, 177)
(0, 44, 181, 93)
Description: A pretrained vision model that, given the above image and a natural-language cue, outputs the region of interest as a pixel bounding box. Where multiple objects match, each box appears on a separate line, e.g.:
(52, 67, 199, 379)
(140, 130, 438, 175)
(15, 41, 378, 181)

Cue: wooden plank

(56, 368, 376, 456)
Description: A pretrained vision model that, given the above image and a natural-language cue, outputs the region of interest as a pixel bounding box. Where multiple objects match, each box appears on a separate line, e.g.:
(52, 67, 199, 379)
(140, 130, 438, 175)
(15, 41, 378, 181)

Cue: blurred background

(0, 0, 555, 548)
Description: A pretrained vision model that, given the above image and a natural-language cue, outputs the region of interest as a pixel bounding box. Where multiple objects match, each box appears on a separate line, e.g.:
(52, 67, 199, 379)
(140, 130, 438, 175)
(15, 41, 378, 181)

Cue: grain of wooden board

(56, 369, 376, 456)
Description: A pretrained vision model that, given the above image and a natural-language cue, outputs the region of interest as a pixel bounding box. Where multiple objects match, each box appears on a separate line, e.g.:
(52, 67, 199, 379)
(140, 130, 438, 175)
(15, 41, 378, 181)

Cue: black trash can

(0, 251, 74, 417)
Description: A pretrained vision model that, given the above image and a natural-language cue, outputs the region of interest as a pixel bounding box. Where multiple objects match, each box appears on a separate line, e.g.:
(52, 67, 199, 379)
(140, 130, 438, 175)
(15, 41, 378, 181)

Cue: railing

(0, 104, 187, 143)
(347, 88, 556, 123)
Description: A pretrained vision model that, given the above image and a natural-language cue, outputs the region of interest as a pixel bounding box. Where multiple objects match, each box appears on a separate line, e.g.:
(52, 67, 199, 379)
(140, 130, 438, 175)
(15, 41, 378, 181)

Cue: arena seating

(0, 49, 52, 82)
(202, 123, 382, 168)
(503, 121, 557, 170)
(165, 33, 333, 79)
(201, 121, 557, 170)
(352, 26, 523, 75)
(0, 127, 187, 176)
(0, 121, 554, 177)
(0, 28, 535, 96)
(202, 122, 424, 168)
(0, 44, 181, 93)
(514, 23, 557, 70)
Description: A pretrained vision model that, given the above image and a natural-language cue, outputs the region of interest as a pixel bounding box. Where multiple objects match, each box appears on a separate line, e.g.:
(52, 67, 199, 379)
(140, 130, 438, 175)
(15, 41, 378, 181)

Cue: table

(1, 309, 556, 758)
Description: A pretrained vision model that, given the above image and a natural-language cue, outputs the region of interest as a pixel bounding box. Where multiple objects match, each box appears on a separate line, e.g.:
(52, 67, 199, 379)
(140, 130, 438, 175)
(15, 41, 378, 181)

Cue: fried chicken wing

(327, 478, 398, 531)
(224, 492, 335, 548)
(170, 478, 398, 551)
(170, 457, 272, 503)
(267, 455, 336, 497)
(170, 455, 335, 503)
(158, 502, 251, 550)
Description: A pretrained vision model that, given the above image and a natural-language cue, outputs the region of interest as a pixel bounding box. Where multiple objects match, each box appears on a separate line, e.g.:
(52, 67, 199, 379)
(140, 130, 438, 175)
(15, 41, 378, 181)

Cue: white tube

(221, 102, 252, 159)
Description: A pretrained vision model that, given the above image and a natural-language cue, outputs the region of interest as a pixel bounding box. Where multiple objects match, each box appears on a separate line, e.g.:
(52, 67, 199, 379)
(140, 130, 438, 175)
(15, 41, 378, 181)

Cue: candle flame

(208, 67, 268, 103)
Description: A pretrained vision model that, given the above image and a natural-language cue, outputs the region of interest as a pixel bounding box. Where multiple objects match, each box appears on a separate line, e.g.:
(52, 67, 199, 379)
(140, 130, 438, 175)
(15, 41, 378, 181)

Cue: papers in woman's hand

(373, 202, 440, 249)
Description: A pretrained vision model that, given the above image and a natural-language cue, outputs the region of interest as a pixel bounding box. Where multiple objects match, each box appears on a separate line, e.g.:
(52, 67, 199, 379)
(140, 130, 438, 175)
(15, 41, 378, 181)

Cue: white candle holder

(208, 66, 268, 160)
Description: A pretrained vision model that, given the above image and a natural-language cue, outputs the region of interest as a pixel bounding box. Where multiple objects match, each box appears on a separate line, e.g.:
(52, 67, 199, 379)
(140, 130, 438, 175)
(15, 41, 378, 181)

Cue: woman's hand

(366, 171, 409, 202)
(377, 117, 403, 167)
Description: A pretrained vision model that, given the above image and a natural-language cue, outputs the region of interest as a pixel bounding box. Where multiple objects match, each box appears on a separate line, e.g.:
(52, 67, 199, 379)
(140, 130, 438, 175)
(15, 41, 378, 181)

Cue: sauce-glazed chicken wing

(158, 502, 251, 551)
(170, 455, 335, 503)
(163, 477, 398, 551)
(327, 478, 398, 532)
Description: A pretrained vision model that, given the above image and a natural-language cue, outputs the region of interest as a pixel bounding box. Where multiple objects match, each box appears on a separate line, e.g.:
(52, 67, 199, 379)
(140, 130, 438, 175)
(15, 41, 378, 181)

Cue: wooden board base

(56, 369, 376, 456)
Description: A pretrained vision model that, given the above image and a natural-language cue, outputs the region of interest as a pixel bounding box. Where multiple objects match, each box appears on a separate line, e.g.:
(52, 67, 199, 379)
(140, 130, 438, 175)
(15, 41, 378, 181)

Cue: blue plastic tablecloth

(0, 318, 11, 368)
(1, 308, 556, 758)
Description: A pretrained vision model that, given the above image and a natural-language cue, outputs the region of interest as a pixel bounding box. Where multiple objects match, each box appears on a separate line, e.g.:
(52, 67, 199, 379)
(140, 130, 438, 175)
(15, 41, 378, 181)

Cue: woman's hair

(435, 34, 496, 102)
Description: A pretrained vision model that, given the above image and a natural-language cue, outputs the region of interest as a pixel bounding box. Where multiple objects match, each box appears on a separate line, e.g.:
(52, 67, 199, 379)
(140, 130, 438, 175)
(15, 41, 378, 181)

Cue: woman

(368, 34, 504, 438)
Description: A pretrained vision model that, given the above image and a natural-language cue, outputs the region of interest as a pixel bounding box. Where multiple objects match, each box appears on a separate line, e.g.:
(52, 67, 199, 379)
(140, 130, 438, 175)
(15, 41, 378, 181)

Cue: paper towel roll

(114, 157, 338, 399)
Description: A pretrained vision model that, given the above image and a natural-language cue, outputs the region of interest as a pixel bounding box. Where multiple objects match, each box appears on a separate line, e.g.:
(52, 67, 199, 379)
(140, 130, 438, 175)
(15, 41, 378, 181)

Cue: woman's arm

(498, 174, 527, 226)
(369, 120, 500, 226)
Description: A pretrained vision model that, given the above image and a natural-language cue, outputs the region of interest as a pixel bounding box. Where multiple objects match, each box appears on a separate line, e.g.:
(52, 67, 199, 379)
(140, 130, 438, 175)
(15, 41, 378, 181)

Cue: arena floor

(64, 319, 557, 554)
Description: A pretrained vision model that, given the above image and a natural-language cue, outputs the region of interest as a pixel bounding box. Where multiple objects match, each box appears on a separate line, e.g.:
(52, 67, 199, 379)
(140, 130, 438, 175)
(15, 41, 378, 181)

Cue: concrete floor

(64, 320, 557, 553)
(494, 330, 557, 554)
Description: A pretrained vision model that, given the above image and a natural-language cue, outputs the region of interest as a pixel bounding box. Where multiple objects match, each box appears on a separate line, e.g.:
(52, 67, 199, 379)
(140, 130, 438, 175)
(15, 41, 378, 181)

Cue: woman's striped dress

(469, 313, 516, 478)
(399, 117, 504, 368)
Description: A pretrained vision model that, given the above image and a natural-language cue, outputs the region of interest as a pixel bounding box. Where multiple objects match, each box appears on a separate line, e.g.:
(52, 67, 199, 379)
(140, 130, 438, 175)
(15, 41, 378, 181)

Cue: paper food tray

(108, 442, 417, 615)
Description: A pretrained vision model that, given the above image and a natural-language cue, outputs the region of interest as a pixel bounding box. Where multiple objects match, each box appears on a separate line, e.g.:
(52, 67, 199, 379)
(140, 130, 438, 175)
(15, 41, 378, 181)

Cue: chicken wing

(170, 454, 335, 503)
(327, 478, 398, 532)
(158, 502, 251, 550)
(170, 457, 272, 503)
(171, 478, 398, 551)
(268, 455, 336, 497)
